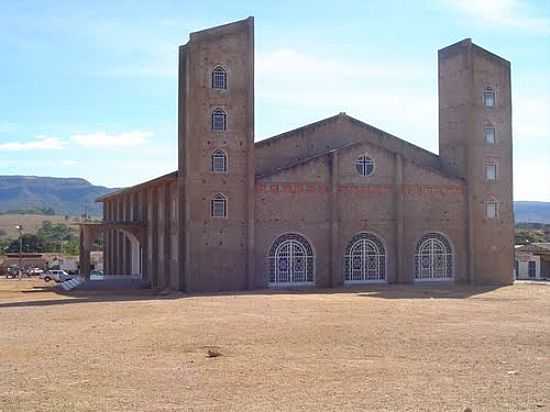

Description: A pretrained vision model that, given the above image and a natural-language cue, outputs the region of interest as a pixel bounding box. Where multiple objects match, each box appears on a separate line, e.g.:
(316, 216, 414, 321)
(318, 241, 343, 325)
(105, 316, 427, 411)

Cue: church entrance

(267, 233, 314, 287)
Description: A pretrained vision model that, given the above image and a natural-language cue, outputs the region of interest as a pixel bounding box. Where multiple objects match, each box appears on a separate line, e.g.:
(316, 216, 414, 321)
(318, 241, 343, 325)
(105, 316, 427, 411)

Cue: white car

(40, 270, 72, 283)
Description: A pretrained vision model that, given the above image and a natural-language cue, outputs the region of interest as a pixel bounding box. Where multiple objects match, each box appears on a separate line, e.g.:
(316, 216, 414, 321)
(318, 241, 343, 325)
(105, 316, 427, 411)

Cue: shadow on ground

(0, 281, 516, 309)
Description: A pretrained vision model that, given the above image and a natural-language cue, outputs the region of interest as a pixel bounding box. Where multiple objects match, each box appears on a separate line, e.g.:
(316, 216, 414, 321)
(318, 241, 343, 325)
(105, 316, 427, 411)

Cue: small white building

(514, 244, 550, 280)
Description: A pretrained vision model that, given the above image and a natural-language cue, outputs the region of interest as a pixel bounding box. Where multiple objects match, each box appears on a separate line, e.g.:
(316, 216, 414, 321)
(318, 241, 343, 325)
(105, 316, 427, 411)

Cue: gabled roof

(255, 113, 459, 180)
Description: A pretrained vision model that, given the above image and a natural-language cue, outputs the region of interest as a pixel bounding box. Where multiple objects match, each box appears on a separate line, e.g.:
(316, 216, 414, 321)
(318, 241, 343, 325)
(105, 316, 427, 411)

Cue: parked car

(6, 266, 21, 279)
(40, 270, 72, 283)
(28, 268, 44, 276)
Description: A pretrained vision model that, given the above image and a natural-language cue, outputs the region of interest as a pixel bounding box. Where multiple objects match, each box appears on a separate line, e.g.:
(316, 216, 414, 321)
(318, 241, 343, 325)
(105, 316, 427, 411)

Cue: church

(79, 17, 514, 291)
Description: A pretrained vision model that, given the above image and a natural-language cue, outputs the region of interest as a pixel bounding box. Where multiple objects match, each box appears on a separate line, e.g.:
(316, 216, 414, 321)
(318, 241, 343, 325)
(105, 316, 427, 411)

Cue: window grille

(355, 154, 375, 176)
(344, 233, 386, 282)
(210, 193, 227, 218)
(267, 233, 314, 286)
(211, 109, 227, 131)
(211, 150, 227, 173)
(211, 66, 227, 89)
(414, 233, 453, 280)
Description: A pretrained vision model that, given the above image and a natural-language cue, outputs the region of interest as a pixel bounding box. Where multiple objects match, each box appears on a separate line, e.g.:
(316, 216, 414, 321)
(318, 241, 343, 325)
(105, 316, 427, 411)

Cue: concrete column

(79, 227, 92, 278)
(151, 187, 159, 288)
(142, 189, 150, 283)
(329, 150, 340, 288)
(394, 154, 404, 283)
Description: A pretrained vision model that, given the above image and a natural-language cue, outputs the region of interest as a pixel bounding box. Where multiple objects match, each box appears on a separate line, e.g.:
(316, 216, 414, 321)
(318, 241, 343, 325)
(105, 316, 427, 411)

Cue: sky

(0, 0, 549, 201)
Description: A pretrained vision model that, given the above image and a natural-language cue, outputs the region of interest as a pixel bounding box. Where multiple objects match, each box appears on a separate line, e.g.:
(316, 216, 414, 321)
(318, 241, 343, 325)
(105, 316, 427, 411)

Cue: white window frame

(211, 109, 227, 131)
(485, 160, 498, 181)
(414, 232, 454, 281)
(483, 87, 495, 108)
(484, 126, 496, 144)
(210, 193, 227, 218)
(486, 198, 498, 219)
(355, 154, 375, 177)
(267, 233, 315, 287)
(211, 66, 227, 90)
(211, 149, 228, 173)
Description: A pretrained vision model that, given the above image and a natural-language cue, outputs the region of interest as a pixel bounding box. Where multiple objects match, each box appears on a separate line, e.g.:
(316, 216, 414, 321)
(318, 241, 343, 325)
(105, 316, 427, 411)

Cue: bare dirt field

(0, 279, 549, 411)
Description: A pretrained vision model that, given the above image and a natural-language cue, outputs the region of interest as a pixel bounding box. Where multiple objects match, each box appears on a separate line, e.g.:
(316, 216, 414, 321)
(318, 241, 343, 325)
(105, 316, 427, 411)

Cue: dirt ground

(0, 279, 549, 411)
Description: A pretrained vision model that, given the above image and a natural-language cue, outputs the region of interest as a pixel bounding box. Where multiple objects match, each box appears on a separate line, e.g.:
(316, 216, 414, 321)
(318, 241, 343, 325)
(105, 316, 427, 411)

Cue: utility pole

(15, 225, 23, 280)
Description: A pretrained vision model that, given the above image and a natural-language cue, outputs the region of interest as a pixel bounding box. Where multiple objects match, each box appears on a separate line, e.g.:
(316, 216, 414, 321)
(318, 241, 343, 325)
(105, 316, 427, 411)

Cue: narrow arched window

(355, 154, 375, 176)
(484, 125, 496, 144)
(211, 149, 227, 173)
(211, 109, 227, 131)
(486, 198, 498, 219)
(483, 87, 495, 107)
(210, 193, 227, 218)
(211, 66, 227, 89)
(485, 159, 498, 181)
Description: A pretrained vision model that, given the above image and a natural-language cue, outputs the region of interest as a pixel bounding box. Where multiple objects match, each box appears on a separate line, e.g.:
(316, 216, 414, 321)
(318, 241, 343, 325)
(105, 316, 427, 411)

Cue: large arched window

(355, 154, 375, 177)
(415, 233, 453, 280)
(344, 232, 386, 282)
(210, 193, 227, 218)
(211, 149, 227, 173)
(268, 233, 314, 286)
(211, 109, 227, 131)
(211, 66, 227, 89)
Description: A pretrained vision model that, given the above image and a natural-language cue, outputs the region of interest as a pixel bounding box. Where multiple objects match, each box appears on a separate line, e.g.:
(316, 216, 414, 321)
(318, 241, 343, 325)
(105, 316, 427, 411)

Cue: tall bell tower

(438, 39, 514, 284)
(177, 17, 255, 291)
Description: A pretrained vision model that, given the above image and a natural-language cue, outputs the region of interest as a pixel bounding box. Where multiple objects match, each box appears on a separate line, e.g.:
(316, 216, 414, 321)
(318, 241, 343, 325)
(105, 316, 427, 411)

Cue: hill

(0, 176, 116, 217)
(514, 201, 550, 224)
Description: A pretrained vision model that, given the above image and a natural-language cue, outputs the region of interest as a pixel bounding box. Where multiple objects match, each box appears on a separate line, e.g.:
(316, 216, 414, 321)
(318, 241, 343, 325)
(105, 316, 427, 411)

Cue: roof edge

(96, 171, 178, 202)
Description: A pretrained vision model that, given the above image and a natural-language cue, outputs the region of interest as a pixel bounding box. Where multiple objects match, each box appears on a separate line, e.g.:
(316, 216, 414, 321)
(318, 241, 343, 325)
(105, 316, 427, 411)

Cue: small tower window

(355, 154, 375, 177)
(211, 193, 227, 218)
(483, 87, 495, 107)
(211, 149, 227, 173)
(484, 126, 496, 144)
(486, 199, 498, 219)
(212, 66, 227, 89)
(211, 109, 227, 131)
(485, 160, 497, 181)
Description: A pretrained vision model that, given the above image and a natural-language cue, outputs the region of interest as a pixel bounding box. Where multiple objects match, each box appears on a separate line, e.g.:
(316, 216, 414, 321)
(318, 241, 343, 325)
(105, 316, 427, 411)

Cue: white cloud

(445, 0, 550, 34)
(71, 131, 152, 148)
(0, 136, 65, 151)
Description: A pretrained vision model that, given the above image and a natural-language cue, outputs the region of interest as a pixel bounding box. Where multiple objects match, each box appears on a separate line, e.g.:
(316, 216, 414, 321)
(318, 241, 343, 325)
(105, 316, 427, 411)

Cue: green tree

(5, 234, 46, 253)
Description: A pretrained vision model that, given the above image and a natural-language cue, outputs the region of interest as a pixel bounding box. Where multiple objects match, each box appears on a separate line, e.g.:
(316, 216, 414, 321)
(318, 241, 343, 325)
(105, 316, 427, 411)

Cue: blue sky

(1, 0, 549, 200)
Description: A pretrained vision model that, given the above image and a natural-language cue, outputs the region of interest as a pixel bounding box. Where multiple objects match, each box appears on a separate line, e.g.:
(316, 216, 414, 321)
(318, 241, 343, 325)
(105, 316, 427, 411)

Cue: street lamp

(15, 225, 23, 280)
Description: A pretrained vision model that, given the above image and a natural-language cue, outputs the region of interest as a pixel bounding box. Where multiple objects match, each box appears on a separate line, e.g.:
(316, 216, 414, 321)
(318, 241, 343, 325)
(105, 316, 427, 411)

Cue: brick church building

(80, 17, 514, 291)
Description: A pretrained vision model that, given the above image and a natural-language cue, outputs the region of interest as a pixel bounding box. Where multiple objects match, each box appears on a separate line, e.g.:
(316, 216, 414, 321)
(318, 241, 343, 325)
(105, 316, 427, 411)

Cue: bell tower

(438, 39, 514, 284)
(177, 17, 255, 291)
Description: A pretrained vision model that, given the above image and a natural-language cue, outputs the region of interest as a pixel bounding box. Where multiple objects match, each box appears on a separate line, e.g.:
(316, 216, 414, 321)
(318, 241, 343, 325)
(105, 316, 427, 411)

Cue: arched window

(210, 193, 227, 218)
(415, 233, 453, 280)
(484, 125, 496, 144)
(486, 198, 498, 219)
(211, 109, 227, 131)
(211, 66, 227, 89)
(268, 233, 314, 286)
(483, 87, 495, 107)
(344, 232, 386, 282)
(485, 159, 498, 181)
(211, 149, 227, 173)
(355, 154, 375, 176)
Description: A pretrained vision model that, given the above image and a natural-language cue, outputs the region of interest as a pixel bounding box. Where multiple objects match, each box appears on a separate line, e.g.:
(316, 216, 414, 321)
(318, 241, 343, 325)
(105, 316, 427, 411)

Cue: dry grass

(0, 279, 549, 411)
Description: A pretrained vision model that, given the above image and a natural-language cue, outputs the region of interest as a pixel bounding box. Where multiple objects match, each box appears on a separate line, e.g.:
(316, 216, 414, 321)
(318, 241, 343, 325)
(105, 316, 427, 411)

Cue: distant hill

(514, 201, 550, 224)
(0, 176, 116, 217)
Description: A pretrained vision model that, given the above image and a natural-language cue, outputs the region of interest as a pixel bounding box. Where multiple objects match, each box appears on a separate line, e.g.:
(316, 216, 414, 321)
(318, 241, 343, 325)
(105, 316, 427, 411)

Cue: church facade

(86, 17, 514, 291)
